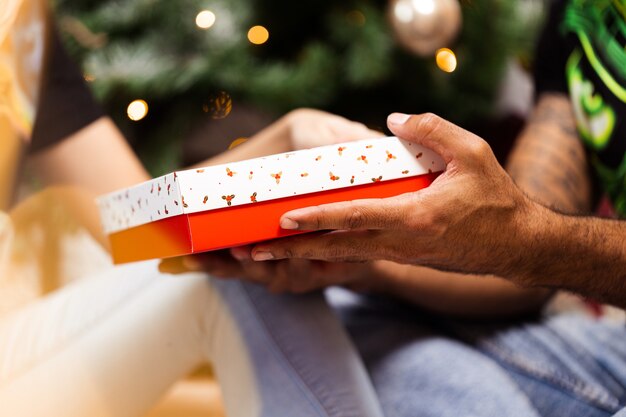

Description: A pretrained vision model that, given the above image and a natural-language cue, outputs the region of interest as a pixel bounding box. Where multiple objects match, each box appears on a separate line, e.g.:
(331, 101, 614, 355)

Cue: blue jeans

(212, 280, 385, 417)
(326, 288, 626, 417)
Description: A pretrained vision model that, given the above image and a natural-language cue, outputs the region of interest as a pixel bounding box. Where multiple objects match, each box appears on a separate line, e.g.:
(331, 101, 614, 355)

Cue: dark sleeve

(533, 0, 570, 98)
(30, 25, 104, 153)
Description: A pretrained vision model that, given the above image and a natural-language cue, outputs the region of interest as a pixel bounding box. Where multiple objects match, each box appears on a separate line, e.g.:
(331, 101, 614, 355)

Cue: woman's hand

(191, 108, 382, 169)
(176, 246, 375, 294)
(284, 108, 382, 150)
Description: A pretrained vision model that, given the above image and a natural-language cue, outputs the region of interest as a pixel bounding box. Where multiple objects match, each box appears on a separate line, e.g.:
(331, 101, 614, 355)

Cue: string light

(127, 99, 149, 121)
(248, 25, 269, 45)
(435, 48, 457, 72)
(196, 10, 216, 29)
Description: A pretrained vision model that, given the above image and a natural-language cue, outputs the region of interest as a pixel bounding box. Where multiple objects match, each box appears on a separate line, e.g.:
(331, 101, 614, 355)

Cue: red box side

(109, 172, 439, 264)
(188, 173, 439, 252)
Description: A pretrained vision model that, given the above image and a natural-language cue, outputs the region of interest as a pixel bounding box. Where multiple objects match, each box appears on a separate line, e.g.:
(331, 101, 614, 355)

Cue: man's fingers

(387, 113, 489, 165)
(251, 230, 391, 263)
(279, 197, 409, 232)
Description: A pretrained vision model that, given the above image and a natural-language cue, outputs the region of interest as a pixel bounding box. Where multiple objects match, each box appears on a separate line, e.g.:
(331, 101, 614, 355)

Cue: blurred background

(12, 1, 555, 415)
(51, 0, 546, 176)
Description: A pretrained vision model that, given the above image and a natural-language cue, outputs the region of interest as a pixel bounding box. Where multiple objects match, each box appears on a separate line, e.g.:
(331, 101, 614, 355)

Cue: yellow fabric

(0, 211, 13, 280)
(0, 187, 112, 317)
(0, 0, 83, 308)
(0, 5, 223, 413)
(0, 0, 23, 45)
(0, 0, 45, 139)
(0, 210, 31, 316)
(0, 0, 47, 208)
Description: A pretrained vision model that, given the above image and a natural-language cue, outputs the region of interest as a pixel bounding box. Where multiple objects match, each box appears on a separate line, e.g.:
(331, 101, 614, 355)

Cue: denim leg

(212, 280, 385, 417)
(459, 314, 626, 417)
(327, 288, 539, 417)
(328, 288, 626, 417)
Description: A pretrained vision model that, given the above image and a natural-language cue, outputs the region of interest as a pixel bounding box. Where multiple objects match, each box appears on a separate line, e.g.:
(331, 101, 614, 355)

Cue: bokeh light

(395, 0, 435, 22)
(248, 25, 269, 45)
(127, 99, 149, 121)
(393, 1, 413, 23)
(412, 0, 435, 15)
(435, 48, 457, 72)
(347, 10, 366, 26)
(228, 137, 248, 149)
(196, 10, 216, 29)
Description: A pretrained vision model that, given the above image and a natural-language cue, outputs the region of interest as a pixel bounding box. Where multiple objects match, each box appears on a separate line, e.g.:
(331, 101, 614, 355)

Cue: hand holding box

(98, 136, 445, 264)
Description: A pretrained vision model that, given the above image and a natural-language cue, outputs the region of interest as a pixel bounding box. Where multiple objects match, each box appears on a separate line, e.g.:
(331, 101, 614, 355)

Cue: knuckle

(324, 235, 369, 262)
(345, 208, 366, 230)
(267, 243, 292, 260)
(313, 206, 327, 230)
(324, 241, 349, 261)
(404, 207, 435, 235)
(387, 204, 407, 229)
(417, 113, 443, 135)
(466, 138, 491, 161)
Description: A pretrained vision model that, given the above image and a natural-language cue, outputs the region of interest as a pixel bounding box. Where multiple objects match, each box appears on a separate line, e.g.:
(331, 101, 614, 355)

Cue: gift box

(98, 137, 445, 264)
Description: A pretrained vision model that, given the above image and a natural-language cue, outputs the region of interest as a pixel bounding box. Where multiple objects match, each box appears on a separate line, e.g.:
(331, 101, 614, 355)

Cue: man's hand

(250, 113, 537, 280)
(164, 108, 385, 290)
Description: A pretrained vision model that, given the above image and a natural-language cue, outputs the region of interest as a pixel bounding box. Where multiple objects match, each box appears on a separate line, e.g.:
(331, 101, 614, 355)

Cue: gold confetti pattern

(98, 137, 445, 234)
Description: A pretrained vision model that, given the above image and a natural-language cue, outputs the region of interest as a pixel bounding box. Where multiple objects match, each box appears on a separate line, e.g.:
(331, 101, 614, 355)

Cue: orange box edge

(109, 172, 440, 264)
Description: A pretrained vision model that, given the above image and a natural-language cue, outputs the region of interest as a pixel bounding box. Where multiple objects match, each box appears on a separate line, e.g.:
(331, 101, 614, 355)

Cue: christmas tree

(52, 0, 545, 174)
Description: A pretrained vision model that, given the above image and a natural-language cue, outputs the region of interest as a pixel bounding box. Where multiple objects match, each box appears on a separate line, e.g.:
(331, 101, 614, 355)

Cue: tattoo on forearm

(507, 93, 591, 214)
(527, 101, 579, 137)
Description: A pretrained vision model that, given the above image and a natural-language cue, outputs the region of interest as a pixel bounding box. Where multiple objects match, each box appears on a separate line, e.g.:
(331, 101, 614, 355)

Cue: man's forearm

(505, 94, 626, 306)
(358, 96, 579, 317)
(506, 93, 591, 214)
(514, 204, 626, 307)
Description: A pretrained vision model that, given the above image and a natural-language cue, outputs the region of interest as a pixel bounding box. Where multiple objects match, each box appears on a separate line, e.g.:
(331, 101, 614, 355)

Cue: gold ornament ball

(388, 0, 462, 56)
(203, 91, 233, 119)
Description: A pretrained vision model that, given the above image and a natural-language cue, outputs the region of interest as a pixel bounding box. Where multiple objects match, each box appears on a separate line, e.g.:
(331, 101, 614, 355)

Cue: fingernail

(387, 113, 410, 126)
(230, 247, 249, 261)
(280, 217, 299, 230)
(253, 251, 275, 261)
(182, 256, 203, 271)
